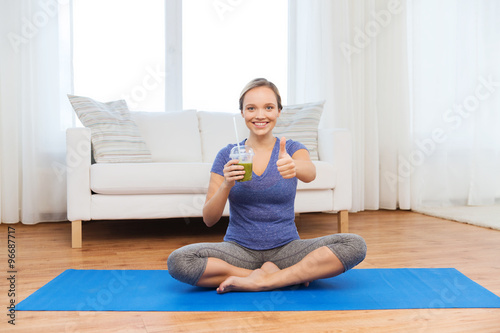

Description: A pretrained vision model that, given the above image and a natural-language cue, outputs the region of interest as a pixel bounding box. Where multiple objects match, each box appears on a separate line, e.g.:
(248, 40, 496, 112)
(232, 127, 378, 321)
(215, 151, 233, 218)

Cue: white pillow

(274, 101, 324, 160)
(67, 95, 152, 163)
(197, 111, 249, 163)
(131, 110, 202, 162)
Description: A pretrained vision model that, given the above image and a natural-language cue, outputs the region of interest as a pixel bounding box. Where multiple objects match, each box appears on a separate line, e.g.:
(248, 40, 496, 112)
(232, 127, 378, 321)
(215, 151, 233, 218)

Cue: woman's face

(241, 86, 280, 137)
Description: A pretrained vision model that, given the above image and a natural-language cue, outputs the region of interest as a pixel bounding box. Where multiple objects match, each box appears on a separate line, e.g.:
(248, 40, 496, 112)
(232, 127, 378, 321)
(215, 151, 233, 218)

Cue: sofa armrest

(66, 127, 92, 221)
(318, 128, 352, 211)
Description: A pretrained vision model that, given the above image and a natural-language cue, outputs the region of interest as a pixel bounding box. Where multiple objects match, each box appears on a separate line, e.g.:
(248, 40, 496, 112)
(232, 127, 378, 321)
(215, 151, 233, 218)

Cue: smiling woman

(167, 77, 366, 294)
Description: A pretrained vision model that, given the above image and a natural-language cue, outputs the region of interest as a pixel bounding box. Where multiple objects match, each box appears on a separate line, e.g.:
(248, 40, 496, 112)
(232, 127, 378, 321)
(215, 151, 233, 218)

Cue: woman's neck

(245, 133, 276, 151)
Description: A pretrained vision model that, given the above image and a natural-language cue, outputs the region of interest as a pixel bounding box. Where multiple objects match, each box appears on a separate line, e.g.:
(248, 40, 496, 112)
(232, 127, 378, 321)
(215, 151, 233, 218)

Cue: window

(182, 0, 288, 112)
(73, 0, 165, 111)
(72, 0, 287, 112)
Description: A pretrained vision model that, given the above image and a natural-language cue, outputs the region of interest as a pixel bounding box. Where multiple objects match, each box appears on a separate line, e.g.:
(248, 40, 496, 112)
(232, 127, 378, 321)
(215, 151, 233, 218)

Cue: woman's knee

(349, 233, 367, 264)
(166, 248, 182, 274)
(166, 248, 184, 280)
(167, 245, 207, 286)
(327, 233, 367, 271)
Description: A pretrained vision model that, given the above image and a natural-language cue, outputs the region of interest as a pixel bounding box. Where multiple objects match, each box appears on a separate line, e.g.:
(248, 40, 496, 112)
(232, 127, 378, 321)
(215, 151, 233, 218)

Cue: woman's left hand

(276, 137, 296, 179)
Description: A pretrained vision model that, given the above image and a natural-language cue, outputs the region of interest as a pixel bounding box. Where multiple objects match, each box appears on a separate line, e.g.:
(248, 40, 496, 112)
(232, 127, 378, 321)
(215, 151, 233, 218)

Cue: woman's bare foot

(216, 261, 313, 294)
(261, 262, 311, 288)
(217, 262, 280, 294)
(216, 268, 268, 293)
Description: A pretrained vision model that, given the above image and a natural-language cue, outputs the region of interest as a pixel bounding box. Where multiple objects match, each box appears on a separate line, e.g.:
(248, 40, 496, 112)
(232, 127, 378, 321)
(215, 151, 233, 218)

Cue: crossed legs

(212, 246, 344, 293)
(167, 234, 367, 293)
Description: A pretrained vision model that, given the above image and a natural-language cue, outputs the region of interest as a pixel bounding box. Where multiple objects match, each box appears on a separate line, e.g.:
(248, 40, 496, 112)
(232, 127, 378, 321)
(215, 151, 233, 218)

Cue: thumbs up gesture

(276, 137, 296, 179)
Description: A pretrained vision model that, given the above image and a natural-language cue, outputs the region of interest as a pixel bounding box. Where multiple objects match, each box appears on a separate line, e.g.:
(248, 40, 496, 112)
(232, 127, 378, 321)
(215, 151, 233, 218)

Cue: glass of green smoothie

(230, 145, 254, 182)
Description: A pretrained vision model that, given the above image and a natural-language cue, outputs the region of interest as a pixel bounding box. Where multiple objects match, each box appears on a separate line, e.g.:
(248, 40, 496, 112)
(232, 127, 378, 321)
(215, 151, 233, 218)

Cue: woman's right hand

(223, 159, 245, 186)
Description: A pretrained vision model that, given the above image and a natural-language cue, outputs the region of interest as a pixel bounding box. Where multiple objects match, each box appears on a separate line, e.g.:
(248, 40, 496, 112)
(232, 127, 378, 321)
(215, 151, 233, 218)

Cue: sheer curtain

(289, 0, 499, 211)
(409, 0, 500, 208)
(289, 0, 411, 212)
(0, 0, 74, 224)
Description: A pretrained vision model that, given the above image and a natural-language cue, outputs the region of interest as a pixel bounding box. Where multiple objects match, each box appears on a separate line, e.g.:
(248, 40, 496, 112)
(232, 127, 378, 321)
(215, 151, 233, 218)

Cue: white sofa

(66, 110, 352, 248)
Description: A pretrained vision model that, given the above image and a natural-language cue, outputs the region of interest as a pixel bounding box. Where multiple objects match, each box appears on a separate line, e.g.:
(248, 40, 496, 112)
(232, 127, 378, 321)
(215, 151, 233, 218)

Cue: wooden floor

(1, 210, 500, 333)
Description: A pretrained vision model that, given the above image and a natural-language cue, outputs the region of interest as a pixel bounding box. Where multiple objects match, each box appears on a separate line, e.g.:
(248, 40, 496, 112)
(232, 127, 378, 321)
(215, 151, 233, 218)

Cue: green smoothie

(238, 162, 253, 182)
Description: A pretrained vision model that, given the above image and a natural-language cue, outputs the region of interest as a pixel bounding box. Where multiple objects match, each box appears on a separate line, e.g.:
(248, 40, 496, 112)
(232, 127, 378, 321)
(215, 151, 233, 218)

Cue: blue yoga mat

(17, 268, 500, 311)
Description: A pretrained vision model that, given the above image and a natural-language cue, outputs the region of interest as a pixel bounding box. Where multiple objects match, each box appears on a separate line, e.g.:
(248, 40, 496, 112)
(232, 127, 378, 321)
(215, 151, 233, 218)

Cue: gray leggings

(167, 233, 367, 286)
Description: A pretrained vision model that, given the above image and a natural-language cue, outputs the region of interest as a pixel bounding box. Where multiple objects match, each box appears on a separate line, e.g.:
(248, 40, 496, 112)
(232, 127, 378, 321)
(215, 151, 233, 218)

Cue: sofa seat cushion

(91, 161, 335, 195)
(297, 161, 336, 190)
(90, 163, 212, 195)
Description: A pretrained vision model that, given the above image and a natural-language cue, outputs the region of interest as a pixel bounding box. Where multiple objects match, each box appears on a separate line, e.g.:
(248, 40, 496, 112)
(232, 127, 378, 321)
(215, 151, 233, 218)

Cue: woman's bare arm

(203, 160, 244, 227)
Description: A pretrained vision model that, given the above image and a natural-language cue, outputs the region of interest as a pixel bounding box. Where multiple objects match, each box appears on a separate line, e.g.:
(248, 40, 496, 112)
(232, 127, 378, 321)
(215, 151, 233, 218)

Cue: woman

(167, 78, 366, 293)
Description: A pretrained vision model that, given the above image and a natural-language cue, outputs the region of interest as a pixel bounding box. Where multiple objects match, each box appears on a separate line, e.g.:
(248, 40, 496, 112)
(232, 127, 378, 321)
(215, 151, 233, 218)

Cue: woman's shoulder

(279, 137, 308, 153)
(218, 141, 243, 153)
(214, 144, 231, 160)
(214, 140, 246, 160)
(220, 143, 234, 152)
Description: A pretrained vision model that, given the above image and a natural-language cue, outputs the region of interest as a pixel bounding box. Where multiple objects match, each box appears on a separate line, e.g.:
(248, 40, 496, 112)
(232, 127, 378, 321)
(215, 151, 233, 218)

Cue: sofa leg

(337, 210, 348, 233)
(72, 220, 82, 249)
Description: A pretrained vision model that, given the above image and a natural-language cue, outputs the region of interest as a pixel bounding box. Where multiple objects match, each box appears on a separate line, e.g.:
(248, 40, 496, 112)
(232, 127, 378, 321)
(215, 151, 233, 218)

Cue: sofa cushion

(90, 194, 216, 220)
(91, 161, 334, 195)
(90, 163, 212, 195)
(68, 94, 153, 163)
(274, 101, 324, 161)
(296, 161, 336, 190)
(197, 111, 250, 163)
(131, 110, 202, 163)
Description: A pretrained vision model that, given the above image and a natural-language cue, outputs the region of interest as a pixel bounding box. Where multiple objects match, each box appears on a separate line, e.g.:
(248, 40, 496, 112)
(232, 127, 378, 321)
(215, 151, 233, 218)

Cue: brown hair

(239, 78, 282, 111)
